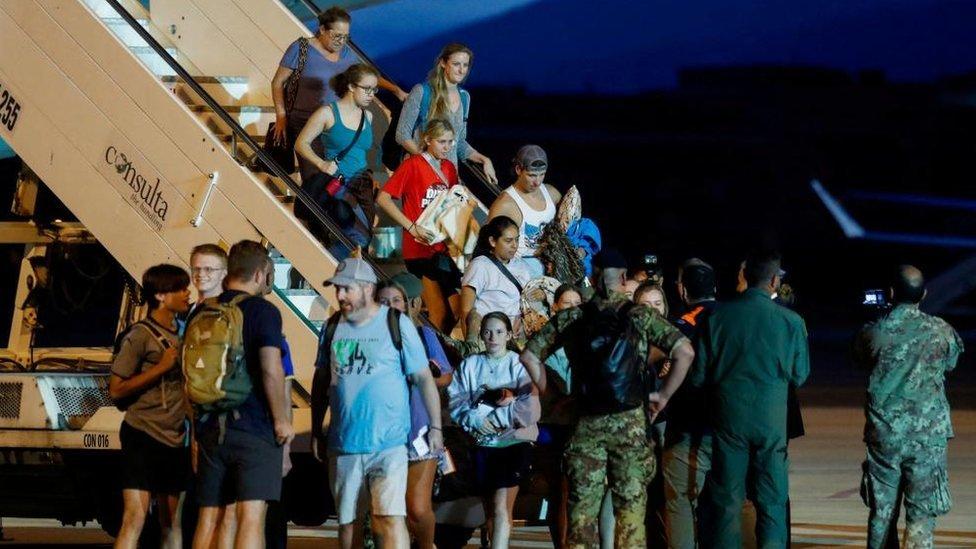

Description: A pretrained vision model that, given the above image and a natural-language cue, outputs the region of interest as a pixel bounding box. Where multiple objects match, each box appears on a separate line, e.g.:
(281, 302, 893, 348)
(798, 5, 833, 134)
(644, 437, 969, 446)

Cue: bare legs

(406, 459, 438, 549)
(484, 486, 520, 549)
(116, 490, 181, 549)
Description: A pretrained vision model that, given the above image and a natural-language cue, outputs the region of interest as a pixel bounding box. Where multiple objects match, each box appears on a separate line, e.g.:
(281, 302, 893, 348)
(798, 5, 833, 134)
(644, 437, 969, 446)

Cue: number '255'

(0, 89, 21, 131)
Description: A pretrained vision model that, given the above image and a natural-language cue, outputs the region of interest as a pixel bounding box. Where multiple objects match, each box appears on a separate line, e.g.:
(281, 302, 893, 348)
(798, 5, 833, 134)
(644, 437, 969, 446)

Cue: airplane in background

(811, 179, 976, 315)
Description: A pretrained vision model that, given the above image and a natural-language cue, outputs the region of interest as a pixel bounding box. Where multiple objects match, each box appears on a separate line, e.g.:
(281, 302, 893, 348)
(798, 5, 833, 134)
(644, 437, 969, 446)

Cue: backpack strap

(415, 82, 432, 136)
(417, 82, 469, 133)
(132, 319, 172, 351)
(385, 307, 411, 379)
(387, 307, 403, 352)
(317, 312, 343, 370)
(228, 293, 251, 308)
(459, 88, 470, 122)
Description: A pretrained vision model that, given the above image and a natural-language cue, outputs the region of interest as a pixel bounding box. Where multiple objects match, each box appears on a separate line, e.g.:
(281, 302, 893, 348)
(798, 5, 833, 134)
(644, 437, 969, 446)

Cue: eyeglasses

(191, 266, 224, 276)
(327, 31, 349, 43)
(354, 84, 379, 95)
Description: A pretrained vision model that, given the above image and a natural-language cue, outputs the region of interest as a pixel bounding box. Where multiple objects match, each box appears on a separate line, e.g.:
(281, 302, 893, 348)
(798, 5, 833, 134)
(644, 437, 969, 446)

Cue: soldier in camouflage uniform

(520, 262, 695, 549)
(853, 265, 962, 549)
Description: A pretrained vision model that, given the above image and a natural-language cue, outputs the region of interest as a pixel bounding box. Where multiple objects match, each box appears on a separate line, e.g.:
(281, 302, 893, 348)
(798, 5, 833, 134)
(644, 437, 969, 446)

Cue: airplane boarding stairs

(0, 0, 520, 530)
(0, 0, 385, 405)
(0, 0, 499, 418)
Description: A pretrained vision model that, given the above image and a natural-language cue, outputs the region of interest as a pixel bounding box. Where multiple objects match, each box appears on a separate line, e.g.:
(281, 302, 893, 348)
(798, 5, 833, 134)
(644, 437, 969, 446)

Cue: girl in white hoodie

(447, 311, 541, 549)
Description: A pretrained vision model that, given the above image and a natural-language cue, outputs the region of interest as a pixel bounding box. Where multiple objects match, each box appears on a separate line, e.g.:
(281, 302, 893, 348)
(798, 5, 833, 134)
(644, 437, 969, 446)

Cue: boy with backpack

(520, 257, 696, 548)
(185, 240, 294, 549)
(109, 264, 191, 549)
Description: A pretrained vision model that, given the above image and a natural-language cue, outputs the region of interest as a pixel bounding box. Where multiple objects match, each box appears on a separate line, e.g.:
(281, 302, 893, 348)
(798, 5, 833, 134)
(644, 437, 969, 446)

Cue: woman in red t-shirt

(378, 118, 461, 332)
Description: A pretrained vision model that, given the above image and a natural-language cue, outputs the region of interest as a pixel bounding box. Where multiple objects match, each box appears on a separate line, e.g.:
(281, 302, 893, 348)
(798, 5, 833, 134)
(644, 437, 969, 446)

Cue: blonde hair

(634, 282, 669, 317)
(427, 43, 474, 122)
(422, 118, 455, 142)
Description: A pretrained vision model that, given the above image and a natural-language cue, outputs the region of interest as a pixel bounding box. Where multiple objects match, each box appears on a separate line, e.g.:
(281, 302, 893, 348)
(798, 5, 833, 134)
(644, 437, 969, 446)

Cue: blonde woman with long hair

(395, 43, 497, 183)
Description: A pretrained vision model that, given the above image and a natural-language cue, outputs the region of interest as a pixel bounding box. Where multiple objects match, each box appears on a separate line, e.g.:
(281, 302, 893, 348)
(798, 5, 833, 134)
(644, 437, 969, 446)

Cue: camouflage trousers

(861, 441, 952, 549)
(564, 407, 654, 549)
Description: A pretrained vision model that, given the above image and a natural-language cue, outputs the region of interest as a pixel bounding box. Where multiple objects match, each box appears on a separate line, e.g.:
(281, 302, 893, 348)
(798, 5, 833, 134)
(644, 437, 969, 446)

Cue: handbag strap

(283, 38, 309, 114)
(488, 255, 524, 294)
(333, 108, 366, 163)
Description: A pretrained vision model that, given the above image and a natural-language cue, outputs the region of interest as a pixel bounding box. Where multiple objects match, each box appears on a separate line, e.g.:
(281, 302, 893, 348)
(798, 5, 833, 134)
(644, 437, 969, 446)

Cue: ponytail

(474, 216, 518, 258)
(330, 63, 379, 96)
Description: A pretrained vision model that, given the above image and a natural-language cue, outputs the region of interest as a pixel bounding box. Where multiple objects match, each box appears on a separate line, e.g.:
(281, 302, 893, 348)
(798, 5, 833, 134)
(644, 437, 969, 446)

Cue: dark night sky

(351, 0, 976, 93)
(346, 0, 976, 386)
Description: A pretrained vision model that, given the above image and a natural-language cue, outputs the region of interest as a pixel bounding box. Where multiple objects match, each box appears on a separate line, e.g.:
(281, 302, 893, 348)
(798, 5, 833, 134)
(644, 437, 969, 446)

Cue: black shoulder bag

(257, 37, 308, 174)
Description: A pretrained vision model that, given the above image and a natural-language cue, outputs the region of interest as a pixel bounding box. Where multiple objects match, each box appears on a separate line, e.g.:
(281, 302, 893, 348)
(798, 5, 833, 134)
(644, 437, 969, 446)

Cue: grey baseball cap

(324, 258, 377, 287)
(515, 144, 548, 172)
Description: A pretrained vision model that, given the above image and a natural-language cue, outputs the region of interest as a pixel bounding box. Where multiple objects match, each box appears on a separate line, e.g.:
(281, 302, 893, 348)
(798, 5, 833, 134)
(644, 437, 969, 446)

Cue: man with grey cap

(488, 144, 563, 278)
(310, 258, 443, 549)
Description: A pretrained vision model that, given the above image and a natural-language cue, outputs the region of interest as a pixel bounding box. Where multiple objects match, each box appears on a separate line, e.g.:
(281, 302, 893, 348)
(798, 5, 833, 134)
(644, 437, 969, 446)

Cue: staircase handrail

(104, 0, 366, 262)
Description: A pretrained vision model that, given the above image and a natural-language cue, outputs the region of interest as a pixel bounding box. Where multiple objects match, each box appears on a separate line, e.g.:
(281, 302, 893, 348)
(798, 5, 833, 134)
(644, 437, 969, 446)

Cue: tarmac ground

(2, 397, 974, 547)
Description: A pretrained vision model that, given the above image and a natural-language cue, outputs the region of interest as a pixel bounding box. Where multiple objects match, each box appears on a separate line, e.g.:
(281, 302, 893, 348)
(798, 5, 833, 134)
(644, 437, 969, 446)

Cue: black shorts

(119, 421, 190, 495)
(473, 442, 533, 494)
(196, 428, 283, 507)
(405, 256, 462, 294)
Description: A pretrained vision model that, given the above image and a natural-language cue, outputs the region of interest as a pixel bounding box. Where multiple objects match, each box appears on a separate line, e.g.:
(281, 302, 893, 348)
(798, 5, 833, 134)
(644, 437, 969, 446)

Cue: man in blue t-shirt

(192, 241, 294, 549)
(310, 258, 443, 549)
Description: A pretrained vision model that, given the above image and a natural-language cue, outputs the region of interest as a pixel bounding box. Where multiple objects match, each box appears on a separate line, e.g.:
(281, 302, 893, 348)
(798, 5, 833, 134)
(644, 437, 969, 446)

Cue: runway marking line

(794, 523, 976, 539)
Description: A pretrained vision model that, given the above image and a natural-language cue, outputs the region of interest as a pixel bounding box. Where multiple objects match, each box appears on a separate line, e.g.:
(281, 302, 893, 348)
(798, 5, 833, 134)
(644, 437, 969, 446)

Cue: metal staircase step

(280, 289, 319, 297)
(82, 0, 149, 19)
(127, 45, 180, 76)
(100, 17, 150, 48)
(188, 104, 275, 135)
(279, 289, 329, 321)
(217, 132, 265, 145)
(168, 79, 257, 108)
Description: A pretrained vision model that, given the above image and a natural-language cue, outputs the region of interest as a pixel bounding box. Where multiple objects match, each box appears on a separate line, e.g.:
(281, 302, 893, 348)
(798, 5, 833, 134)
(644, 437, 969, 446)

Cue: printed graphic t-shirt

(382, 154, 459, 260)
(320, 306, 427, 454)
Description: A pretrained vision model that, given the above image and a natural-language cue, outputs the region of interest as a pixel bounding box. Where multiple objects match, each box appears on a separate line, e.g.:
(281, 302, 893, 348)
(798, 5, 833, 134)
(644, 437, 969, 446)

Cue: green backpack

(182, 294, 252, 413)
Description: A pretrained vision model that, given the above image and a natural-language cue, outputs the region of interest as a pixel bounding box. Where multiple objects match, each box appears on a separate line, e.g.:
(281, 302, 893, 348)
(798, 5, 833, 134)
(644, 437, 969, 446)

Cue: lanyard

(422, 153, 452, 187)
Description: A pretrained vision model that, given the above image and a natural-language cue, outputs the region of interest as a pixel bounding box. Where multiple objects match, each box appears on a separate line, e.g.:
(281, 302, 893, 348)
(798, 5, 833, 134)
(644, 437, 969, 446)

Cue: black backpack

(576, 301, 656, 416)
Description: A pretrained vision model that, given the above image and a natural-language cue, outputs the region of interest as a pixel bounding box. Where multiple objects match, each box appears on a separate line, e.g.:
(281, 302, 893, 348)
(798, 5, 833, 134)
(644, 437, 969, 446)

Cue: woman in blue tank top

(295, 63, 378, 257)
(296, 63, 375, 182)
